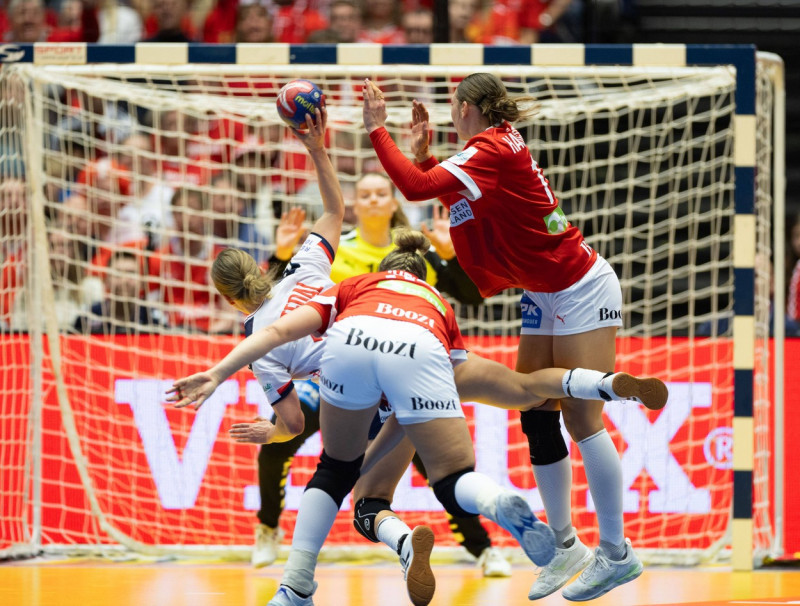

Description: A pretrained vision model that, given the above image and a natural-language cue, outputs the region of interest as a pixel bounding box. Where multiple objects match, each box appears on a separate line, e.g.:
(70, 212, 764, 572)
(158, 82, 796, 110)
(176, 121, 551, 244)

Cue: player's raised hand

(411, 99, 431, 162)
(229, 417, 276, 444)
(362, 78, 387, 134)
(167, 372, 221, 410)
(421, 205, 455, 260)
(291, 106, 327, 153)
(274, 207, 307, 261)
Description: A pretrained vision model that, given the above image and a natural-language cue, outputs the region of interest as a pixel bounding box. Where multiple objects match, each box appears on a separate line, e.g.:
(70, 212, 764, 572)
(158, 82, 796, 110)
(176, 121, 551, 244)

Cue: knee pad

(306, 449, 363, 507)
(520, 409, 569, 466)
(353, 497, 393, 543)
(432, 467, 478, 519)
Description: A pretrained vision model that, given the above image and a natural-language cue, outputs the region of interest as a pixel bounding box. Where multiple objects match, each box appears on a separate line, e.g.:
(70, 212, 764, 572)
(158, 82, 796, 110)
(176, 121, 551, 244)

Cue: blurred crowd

(0, 0, 581, 46)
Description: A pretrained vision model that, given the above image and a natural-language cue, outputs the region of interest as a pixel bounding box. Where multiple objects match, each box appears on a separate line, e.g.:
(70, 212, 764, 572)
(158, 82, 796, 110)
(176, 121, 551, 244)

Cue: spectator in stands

(235, 0, 273, 42)
(4, 0, 100, 42)
(2, 225, 102, 333)
(359, 0, 403, 43)
(144, 0, 193, 42)
(74, 158, 142, 246)
(74, 248, 164, 334)
(209, 170, 271, 265)
(401, 7, 433, 44)
(116, 132, 175, 250)
(97, 0, 144, 43)
(271, 0, 327, 43)
(154, 186, 238, 333)
(327, 0, 361, 43)
(448, 0, 478, 42)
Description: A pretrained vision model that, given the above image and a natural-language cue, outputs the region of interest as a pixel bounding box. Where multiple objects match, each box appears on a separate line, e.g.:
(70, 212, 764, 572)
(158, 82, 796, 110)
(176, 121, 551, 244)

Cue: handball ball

(276, 79, 326, 129)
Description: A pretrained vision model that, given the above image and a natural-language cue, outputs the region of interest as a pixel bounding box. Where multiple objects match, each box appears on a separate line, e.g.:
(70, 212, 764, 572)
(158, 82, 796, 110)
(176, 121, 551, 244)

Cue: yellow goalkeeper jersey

(330, 228, 437, 286)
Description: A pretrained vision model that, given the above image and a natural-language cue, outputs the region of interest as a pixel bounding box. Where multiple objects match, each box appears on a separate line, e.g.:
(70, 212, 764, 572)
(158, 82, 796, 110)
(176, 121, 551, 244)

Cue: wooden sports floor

(3, 557, 800, 606)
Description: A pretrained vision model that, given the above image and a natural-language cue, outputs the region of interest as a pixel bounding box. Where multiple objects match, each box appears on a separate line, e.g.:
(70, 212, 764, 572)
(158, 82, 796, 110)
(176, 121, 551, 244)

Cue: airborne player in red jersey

(363, 73, 643, 602)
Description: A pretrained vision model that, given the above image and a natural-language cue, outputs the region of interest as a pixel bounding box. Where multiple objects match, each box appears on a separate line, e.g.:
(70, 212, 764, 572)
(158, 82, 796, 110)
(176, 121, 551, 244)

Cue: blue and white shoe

(266, 582, 317, 606)
(494, 492, 555, 567)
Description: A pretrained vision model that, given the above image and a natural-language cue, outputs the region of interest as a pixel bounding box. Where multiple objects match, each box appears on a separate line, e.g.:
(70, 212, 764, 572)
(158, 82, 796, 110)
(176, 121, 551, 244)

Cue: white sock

(562, 368, 617, 401)
(453, 471, 504, 522)
(532, 456, 574, 545)
(578, 430, 625, 548)
(280, 487, 338, 594)
(376, 515, 413, 554)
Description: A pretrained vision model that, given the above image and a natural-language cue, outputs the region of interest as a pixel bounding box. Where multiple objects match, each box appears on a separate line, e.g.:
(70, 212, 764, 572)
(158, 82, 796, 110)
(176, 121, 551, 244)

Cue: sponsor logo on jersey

(318, 373, 344, 394)
(520, 294, 542, 329)
(449, 198, 475, 227)
(345, 327, 417, 357)
(543, 206, 569, 234)
(598, 307, 622, 322)
(375, 281, 447, 317)
(446, 146, 478, 166)
(410, 396, 458, 411)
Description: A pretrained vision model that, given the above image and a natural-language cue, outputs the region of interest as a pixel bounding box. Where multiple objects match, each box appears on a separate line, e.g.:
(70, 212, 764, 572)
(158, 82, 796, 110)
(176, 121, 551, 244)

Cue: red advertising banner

(1, 335, 796, 554)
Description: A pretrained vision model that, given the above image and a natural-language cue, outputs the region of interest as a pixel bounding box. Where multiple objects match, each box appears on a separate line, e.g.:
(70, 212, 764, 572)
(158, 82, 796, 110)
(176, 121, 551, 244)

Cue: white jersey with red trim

(244, 232, 334, 404)
(307, 269, 468, 362)
(438, 121, 597, 295)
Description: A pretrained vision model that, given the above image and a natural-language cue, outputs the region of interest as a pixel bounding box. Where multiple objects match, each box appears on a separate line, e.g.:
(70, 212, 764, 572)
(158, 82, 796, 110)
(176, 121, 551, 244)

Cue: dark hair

(378, 229, 429, 280)
(456, 73, 538, 125)
(212, 248, 273, 305)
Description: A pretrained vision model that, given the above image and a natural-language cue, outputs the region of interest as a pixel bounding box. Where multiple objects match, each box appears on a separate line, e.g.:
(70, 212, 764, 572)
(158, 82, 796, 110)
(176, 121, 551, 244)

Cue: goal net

(0, 46, 782, 566)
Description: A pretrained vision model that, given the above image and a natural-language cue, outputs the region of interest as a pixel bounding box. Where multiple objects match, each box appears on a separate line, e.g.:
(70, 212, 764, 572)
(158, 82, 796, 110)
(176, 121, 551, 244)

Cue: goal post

(0, 42, 784, 568)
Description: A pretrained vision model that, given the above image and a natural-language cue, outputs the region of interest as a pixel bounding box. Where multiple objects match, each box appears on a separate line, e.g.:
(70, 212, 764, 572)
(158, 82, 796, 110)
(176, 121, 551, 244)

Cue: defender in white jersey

(179, 105, 343, 446)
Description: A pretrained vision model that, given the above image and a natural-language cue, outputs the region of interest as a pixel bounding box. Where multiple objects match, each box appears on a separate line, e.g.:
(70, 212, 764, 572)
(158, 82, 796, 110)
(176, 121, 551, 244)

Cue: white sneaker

(477, 546, 512, 577)
(252, 524, 283, 568)
(266, 582, 317, 606)
(494, 493, 556, 567)
(561, 539, 643, 602)
(399, 525, 436, 606)
(604, 373, 669, 410)
(528, 536, 593, 600)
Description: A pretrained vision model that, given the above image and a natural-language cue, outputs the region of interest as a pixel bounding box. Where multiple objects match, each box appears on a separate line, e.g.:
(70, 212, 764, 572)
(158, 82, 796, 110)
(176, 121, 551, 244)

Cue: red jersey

(307, 270, 466, 354)
(370, 124, 597, 296)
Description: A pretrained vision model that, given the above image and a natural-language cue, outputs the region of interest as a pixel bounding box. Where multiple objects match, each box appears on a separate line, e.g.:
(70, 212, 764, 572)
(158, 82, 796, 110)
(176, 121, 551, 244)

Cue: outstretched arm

(167, 305, 323, 409)
(292, 107, 345, 253)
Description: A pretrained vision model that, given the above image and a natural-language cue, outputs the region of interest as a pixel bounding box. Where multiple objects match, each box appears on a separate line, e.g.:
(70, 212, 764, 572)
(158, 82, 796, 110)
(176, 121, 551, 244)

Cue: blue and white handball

(276, 79, 326, 129)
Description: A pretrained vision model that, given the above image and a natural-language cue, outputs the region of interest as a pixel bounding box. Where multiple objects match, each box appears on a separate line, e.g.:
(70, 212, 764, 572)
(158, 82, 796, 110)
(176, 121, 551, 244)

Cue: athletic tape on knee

(305, 450, 363, 507)
(432, 467, 478, 519)
(520, 409, 569, 466)
(352, 497, 393, 543)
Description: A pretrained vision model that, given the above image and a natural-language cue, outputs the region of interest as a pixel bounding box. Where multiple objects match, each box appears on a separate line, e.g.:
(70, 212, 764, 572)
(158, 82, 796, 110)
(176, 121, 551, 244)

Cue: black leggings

(256, 399, 321, 528)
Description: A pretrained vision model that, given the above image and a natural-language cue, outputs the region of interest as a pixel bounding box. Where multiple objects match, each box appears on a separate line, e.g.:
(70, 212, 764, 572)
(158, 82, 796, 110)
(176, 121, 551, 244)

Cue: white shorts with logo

(520, 256, 623, 336)
(318, 315, 464, 425)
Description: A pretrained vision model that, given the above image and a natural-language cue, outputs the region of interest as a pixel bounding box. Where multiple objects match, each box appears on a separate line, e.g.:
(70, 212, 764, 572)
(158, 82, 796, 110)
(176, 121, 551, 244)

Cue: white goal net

(0, 49, 782, 565)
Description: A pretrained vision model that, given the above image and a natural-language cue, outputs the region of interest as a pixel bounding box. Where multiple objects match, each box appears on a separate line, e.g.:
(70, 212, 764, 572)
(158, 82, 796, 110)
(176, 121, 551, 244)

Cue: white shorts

(520, 256, 623, 336)
(318, 316, 464, 425)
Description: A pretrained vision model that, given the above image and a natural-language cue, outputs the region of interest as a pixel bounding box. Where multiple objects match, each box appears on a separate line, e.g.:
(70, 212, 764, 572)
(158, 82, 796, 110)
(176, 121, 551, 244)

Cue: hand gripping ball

(276, 79, 326, 129)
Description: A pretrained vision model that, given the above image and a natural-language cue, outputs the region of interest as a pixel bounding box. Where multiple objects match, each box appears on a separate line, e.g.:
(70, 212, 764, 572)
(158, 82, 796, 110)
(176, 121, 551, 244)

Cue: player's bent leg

(404, 418, 556, 567)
